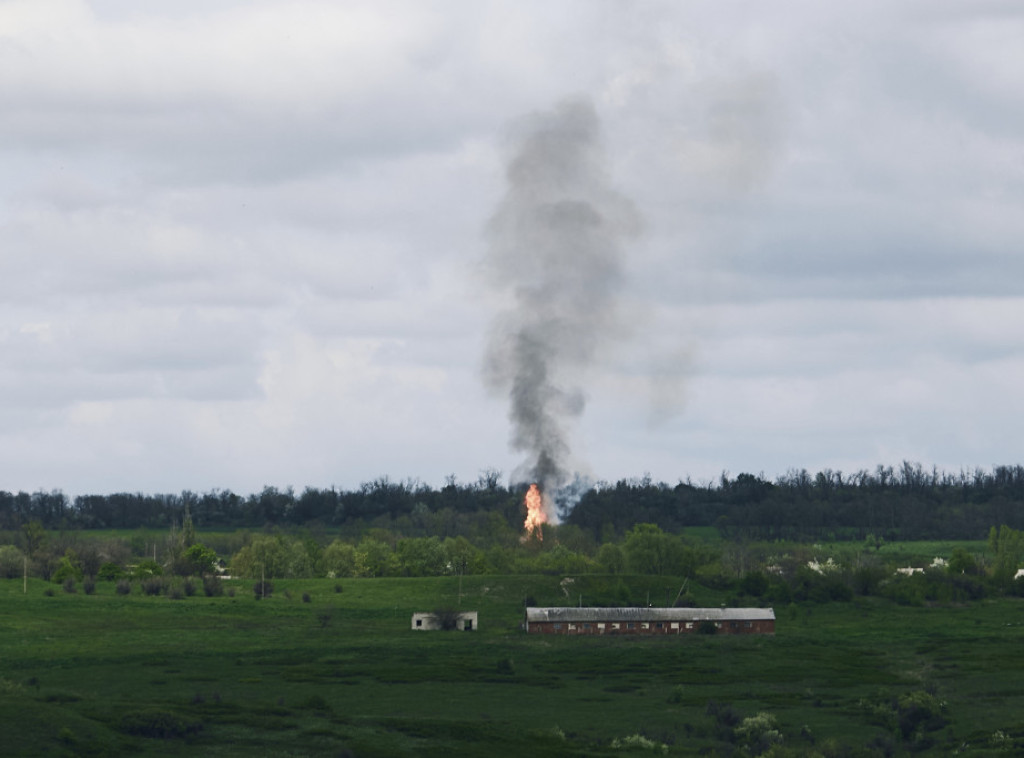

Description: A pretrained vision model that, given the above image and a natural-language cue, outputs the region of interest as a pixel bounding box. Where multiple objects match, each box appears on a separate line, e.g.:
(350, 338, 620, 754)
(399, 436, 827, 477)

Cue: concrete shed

(411, 611, 478, 631)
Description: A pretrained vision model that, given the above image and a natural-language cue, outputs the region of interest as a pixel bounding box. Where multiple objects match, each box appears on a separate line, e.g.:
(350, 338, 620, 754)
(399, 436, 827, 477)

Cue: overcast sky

(2, 0, 1023, 497)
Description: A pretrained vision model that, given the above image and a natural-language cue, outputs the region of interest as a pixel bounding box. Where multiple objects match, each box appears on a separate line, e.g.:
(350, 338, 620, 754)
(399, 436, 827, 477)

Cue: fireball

(523, 483, 547, 540)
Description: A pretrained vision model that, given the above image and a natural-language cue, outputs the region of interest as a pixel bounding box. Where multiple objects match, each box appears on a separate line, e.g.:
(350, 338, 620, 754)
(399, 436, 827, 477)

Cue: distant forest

(4, 462, 1024, 542)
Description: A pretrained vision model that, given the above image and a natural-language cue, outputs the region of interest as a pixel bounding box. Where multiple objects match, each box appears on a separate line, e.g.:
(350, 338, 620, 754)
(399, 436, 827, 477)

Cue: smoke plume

(483, 98, 639, 513)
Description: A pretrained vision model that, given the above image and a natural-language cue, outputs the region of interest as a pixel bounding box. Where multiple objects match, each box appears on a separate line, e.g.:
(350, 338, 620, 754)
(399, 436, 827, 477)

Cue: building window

(464, 619, 473, 631)
(415, 619, 422, 627)
(554, 623, 562, 631)
(627, 622, 635, 629)
(685, 622, 693, 629)
(656, 622, 663, 629)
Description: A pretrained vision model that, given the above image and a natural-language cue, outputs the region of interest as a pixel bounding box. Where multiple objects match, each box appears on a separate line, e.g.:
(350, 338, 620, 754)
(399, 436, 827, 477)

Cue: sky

(2, 0, 1023, 497)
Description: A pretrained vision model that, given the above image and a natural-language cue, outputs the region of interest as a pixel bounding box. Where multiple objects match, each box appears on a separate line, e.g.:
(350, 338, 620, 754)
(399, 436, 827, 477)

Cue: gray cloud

(1, 1, 1022, 494)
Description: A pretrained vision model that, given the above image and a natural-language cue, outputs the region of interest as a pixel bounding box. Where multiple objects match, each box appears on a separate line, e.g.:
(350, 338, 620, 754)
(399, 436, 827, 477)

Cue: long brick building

(524, 607, 775, 636)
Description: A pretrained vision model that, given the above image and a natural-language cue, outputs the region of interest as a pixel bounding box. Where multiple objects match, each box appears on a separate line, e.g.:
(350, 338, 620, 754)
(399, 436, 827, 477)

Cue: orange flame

(523, 483, 547, 541)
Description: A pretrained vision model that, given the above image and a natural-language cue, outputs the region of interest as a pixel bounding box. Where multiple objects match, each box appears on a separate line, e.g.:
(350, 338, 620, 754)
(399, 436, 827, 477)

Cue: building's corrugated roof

(525, 607, 775, 623)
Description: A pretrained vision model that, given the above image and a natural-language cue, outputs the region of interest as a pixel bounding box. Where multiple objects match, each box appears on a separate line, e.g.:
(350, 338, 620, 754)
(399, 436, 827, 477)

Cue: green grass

(3, 574, 1024, 756)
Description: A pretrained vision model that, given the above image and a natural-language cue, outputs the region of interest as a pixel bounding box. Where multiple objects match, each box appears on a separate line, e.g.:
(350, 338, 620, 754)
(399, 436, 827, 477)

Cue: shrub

(697, 620, 718, 635)
(169, 585, 184, 600)
(302, 592, 311, 603)
(53, 551, 84, 584)
(97, 562, 124, 581)
(0, 545, 26, 579)
(62, 577, 76, 594)
(133, 559, 163, 579)
(116, 579, 132, 595)
(182, 578, 196, 597)
(141, 577, 166, 596)
(202, 575, 224, 597)
(44, 588, 55, 597)
(496, 658, 515, 675)
(119, 709, 203, 739)
(253, 580, 274, 599)
(82, 578, 96, 595)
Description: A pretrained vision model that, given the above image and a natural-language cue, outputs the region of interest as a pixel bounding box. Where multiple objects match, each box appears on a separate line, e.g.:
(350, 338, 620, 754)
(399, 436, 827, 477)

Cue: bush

(0, 545, 26, 579)
(302, 592, 311, 603)
(133, 559, 163, 579)
(182, 578, 196, 597)
(98, 562, 124, 581)
(116, 579, 132, 595)
(169, 585, 184, 600)
(82, 578, 96, 595)
(203, 575, 224, 597)
(62, 577, 76, 594)
(141, 577, 166, 596)
(253, 580, 274, 599)
(119, 709, 203, 739)
(53, 551, 84, 584)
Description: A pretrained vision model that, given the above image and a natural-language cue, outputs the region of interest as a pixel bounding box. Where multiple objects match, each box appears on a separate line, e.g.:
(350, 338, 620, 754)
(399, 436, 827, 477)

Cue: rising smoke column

(483, 98, 639, 517)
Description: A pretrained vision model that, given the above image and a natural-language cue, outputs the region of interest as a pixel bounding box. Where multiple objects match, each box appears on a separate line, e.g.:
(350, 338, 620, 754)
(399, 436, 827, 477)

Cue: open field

(2, 573, 1024, 756)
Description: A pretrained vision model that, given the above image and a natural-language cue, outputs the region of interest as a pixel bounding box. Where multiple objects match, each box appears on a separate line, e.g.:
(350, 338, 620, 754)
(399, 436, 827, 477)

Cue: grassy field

(2, 573, 1024, 756)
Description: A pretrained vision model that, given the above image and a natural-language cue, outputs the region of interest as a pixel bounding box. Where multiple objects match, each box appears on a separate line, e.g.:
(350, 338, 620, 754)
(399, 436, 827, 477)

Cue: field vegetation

(4, 465, 1024, 754)
(2, 569, 1024, 756)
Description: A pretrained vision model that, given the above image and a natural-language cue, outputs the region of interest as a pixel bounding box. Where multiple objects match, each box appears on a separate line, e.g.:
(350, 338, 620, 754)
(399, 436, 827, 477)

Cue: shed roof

(525, 607, 775, 623)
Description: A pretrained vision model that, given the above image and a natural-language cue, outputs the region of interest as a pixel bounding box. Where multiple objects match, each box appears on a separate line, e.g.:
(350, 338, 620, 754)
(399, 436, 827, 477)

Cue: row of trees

(7, 517, 1024, 609)
(5, 463, 1024, 540)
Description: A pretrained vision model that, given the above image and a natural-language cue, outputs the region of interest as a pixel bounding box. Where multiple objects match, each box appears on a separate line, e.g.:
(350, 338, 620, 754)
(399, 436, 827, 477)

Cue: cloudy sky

(2, 0, 1022, 497)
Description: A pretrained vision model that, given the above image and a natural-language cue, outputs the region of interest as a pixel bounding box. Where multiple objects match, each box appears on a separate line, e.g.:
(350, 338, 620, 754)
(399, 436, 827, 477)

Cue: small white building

(411, 611, 478, 631)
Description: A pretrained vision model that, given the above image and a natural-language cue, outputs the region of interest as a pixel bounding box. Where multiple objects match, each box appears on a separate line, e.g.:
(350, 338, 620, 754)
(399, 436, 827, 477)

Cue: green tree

(52, 549, 84, 583)
(988, 525, 1024, 584)
(178, 543, 217, 576)
(355, 538, 397, 577)
(21, 520, 47, 558)
(947, 546, 979, 576)
(596, 542, 626, 574)
(0, 545, 26, 579)
(230, 535, 292, 579)
(396, 537, 447, 576)
(623, 524, 691, 576)
(322, 540, 358, 578)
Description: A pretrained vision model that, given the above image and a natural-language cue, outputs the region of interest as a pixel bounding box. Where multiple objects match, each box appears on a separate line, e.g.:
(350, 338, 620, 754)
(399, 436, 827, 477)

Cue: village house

(524, 607, 775, 636)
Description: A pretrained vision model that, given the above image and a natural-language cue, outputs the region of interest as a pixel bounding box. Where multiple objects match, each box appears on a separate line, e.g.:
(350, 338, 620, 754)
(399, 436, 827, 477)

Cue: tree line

(3, 462, 1024, 541)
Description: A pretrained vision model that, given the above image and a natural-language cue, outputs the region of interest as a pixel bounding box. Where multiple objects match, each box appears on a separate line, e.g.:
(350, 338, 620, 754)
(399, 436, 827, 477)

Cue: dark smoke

(483, 98, 639, 511)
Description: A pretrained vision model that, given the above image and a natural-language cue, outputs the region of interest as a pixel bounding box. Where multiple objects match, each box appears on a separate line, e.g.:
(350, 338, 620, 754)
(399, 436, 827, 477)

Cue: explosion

(523, 483, 547, 541)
